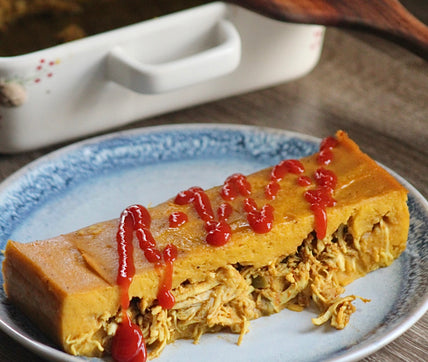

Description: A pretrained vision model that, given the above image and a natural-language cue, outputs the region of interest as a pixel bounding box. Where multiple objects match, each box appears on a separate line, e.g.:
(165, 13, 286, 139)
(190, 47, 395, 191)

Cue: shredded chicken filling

(71, 220, 393, 358)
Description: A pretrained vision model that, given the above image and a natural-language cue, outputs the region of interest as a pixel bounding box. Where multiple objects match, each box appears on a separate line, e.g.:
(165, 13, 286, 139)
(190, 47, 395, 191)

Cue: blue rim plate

(0, 124, 427, 362)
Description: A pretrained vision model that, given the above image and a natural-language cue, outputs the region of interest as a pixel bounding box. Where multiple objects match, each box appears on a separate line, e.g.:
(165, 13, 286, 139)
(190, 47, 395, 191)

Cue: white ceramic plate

(0, 124, 427, 362)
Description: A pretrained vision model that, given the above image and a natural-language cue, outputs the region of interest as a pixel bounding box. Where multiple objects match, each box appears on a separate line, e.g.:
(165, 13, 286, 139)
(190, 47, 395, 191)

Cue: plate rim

(0, 123, 427, 362)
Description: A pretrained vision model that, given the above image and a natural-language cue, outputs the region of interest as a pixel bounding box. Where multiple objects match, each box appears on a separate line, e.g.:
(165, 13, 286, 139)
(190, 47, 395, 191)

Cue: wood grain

(230, 0, 428, 59)
(0, 4, 427, 362)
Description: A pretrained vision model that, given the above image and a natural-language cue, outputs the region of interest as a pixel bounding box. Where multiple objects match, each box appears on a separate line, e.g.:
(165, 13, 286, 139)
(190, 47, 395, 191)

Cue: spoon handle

(229, 0, 428, 60)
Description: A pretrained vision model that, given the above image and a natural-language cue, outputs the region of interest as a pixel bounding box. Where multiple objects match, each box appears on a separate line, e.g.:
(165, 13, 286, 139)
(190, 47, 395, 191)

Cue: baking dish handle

(106, 19, 241, 94)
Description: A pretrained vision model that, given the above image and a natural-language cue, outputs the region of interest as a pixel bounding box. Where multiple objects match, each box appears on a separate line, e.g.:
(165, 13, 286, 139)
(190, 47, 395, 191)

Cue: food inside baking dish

(2, 131, 409, 361)
(0, 0, 208, 56)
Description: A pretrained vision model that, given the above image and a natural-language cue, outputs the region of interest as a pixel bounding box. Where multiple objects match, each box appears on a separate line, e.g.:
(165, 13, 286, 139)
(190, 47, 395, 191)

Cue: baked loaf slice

(2, 131, 409, 359)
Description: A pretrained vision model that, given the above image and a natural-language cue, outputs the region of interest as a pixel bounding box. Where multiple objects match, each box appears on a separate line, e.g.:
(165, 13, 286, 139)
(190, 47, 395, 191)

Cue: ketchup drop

(265, 180, 280, 200)
(244, 198, 274, 234)
(314, 167, 337, 189)
(169, 211, 188, 228)
(317, 136, 338, 165)
(297, 175, 312, 187)
(205, 220, 232, 246)
(111, 313, 147, 362)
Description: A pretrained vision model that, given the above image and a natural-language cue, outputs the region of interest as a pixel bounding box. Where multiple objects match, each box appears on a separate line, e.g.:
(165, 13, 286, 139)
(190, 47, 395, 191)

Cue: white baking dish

(0, 2, 324, 153)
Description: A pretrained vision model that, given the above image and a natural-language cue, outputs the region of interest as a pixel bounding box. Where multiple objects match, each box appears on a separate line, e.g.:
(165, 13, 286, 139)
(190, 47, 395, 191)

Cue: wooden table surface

(0, 1, 427, 361)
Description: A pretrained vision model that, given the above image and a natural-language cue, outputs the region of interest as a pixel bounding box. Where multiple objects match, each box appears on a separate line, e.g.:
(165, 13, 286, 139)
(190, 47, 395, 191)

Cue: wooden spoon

(228, 0, 428, 60)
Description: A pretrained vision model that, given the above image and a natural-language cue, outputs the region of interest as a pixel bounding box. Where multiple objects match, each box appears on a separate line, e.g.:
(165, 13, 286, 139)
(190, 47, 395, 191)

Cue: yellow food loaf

(2, 131, 409, 359)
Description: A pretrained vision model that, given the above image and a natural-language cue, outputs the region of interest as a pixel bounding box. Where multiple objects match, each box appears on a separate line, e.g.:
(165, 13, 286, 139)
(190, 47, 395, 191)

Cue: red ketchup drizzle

(114, 205, 147, 362)
(114, 205, 181, 362)
(134, 212, 161, 265)
(175, 187, 213, 221)
(175, 187, 232, 246)
(304, 136, 339, 239)
(297, 175, 312, 187)
(244, 198, 274, 233)
(265, 181, 280, 200)
(317, 136, 338, 165)
(314, 167, 337, 189)
(157, 244, 178, 309)
(266, 159, 305, 200)
(221, 173, 251, 201)
(169, 211, 188, 228)
(116, 208, 136, 310)
(129, 206, 177, 308)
